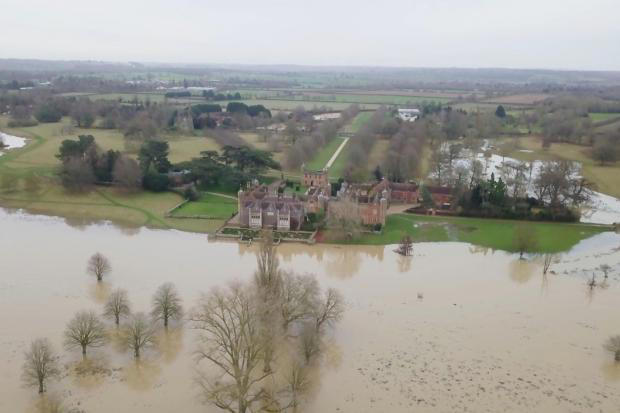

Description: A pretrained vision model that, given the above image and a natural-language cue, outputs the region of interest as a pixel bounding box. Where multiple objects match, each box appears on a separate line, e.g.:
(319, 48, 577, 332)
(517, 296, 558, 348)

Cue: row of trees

(284, 105, 360, 170)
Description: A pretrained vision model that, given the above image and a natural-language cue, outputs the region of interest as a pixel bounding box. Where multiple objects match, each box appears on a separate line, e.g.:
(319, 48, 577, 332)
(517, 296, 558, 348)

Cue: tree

(22, 338, 60, 394)
(592, 139, 618, 165)
(56, 135, 96, 162)
(191, 283, 271, 413)
(299, 322, 321, 363)
(600, 264, 612, 279)
(326, 199, 362, 241)
(255, 231, 281, 294)
(34, 102, 62, 123)
(603, 335, 620, 362)
(495, 105, 506, 118)
(397, 235, 413, 256)
(513, 224, 538, 259)
(313, 288, 344, 332)
(103, 288, 131, 326)
(112, 155, 142, 191)
(123, 313, 157, 359)
(542, 253, 555, 275)
(151, 282, 184, 328)
(60, 157, 95, 192)
(138, 140, 171, 173)
(63, 311, 107, 359)
(280, 271, 319, 330)
(87, 252, 111, 282)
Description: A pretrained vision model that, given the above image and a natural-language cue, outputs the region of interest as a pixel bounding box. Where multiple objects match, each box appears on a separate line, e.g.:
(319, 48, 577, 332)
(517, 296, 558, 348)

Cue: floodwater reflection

(89, 281, 111, 304)
(122, 358, 162, 391)
(69, 356, 111, 389)
(3, 208, 620, 413)
(508, 259, 537, 284)
(156, 326, 184, 363)
(601, 361, 620, 381)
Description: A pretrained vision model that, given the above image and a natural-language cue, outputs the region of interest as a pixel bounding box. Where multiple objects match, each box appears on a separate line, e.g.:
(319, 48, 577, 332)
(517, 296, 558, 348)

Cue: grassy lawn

(327, 139, 351, 180)
(504, 135, 620, 198)
(349, 213, 608, 253)
(306, 137, 345, 171)
(171, 193, 237, 219)
(167, 135, 221, 163)
(589, 112, 620, 123)
(342, 111, 373, 134)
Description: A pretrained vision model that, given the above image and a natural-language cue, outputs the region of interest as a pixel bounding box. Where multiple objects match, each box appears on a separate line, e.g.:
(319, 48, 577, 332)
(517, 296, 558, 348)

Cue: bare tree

(397, 235, 413, 256)
(255, 231, 281, 293)
(600, 264, 612, 279)
(326, 199, 362, 241)
(151, 282, 184, 328)
(299, 322, 321, 363)
(123, 313, 157, 359)
(280, 271, 319, 330)
(513, 224, 538, 259)
(87, 252, 111, 282)
(604, 335, 620, 362)
(113, 155, 142, 191)
(191, 284, 271, 413)
(542, 253, 555, 274)
(22, 338, 60, 394)
(103, 288, 131, 326)
(63, 311, 107, 359)
(314, 288, 345, 332)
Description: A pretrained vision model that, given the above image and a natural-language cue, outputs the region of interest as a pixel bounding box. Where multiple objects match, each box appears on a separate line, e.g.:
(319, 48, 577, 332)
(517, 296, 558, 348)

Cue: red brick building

(303, 169, 329, 188)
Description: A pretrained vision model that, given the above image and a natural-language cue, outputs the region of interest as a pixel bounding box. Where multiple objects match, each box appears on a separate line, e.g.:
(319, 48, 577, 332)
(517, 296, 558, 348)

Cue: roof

(426, 186, 453, 195)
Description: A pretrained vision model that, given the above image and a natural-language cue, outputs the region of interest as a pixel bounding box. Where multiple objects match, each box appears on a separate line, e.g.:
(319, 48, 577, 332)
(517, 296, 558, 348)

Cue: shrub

(143, 172, 170, 192)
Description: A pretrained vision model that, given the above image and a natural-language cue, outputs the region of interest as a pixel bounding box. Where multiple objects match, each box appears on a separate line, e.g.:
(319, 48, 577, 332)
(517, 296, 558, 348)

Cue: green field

(0, 116, 225, 232)
(224, 99, 381, 111)
(342, 112, 373, 133)
(349, 213, 608, 253)
(170, 193, 237, 219)
(589, 112, 620, 123)
(326, 139, 351, 179)
(306, 137, 346, 171)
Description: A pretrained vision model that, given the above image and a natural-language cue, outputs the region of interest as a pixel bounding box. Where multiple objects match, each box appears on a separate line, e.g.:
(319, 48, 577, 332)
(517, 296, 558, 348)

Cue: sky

(1, 0, 619, 71)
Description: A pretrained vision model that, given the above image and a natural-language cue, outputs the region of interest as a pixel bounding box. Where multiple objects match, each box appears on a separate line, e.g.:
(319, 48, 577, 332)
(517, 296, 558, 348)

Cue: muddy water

(1, 209, 620, 412)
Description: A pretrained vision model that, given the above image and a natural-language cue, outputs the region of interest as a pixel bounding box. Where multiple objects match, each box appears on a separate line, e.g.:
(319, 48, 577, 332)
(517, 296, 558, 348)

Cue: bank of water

(1, 208, 620, 412)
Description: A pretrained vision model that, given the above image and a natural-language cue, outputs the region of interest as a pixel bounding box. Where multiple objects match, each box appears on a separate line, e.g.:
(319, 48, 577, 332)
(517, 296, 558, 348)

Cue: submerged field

(1, 209, 620, 413)
(502, 135, 620, 199)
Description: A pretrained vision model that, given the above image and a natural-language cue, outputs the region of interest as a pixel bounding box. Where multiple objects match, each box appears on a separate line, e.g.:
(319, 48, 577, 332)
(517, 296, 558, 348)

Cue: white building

(397, 108, 421, 122)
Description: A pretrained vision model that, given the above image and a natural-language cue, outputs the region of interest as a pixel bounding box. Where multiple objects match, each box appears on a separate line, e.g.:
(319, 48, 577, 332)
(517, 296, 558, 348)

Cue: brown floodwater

(1, 208, 620, 412)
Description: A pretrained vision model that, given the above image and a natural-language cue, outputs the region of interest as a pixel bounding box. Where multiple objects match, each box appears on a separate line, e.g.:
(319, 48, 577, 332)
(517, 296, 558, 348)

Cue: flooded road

(1, 208, 620, 412)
